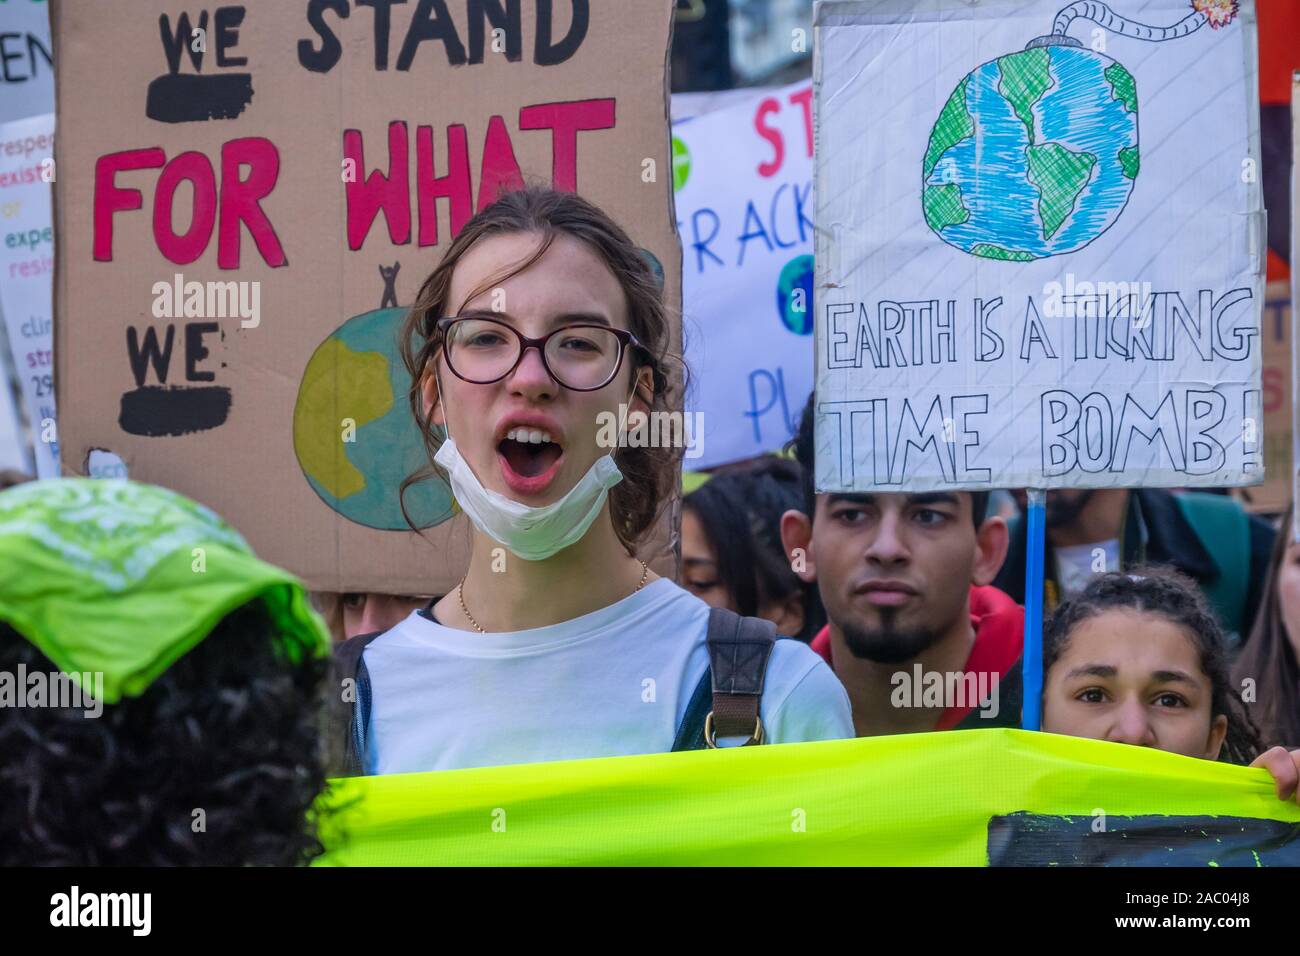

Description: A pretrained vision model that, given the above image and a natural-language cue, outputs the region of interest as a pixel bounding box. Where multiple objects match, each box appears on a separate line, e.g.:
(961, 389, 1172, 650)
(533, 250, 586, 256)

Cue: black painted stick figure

(379, 262, 401, 309)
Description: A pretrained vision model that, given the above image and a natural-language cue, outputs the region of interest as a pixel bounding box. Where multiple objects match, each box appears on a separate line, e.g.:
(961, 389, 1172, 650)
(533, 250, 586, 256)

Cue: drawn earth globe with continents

(293, 307, 454, 530)
(922, 38, 1140, 261)
(776, 254, 815, 335)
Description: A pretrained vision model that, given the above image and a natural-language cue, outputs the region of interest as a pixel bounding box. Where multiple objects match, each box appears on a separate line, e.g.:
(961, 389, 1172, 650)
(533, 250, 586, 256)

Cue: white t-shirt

(362, 577, 853, 774)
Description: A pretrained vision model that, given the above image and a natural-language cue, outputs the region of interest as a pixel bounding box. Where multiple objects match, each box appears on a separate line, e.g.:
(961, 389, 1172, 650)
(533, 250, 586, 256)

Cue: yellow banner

(315, 729, 1300, 866)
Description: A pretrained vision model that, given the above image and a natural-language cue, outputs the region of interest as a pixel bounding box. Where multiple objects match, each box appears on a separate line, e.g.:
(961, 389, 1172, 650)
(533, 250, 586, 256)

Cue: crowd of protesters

(1, 188, 1298, 865)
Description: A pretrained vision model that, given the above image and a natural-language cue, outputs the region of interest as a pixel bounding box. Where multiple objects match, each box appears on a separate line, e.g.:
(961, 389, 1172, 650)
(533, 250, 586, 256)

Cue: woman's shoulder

(763, 639, 853, 739)
(767, 636, 840, 690)
(661, 584, 839, 687)
(356, 607, 441, 657)
(631, 576, 712, 636)
(628, 576, 706, 616)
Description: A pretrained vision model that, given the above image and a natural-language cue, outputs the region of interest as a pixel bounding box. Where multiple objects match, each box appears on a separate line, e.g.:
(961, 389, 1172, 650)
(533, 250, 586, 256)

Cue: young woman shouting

(349, 188, 851, 774)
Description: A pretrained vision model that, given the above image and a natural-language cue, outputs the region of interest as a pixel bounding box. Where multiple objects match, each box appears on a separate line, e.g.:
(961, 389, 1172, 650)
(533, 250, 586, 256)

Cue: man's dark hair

(0, 601, 332, 865)
(787, 395, 989, 527)
(1045, 567, 1263, 765)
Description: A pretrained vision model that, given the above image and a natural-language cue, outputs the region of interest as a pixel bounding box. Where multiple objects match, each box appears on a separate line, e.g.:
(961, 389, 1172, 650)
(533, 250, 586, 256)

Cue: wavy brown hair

(1232, 504, 1300, 749)
(398, 187, 681, 554)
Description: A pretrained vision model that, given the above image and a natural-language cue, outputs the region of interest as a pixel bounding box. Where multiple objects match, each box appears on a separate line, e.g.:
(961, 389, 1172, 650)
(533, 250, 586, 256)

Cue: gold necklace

(457, 560, 649, 634)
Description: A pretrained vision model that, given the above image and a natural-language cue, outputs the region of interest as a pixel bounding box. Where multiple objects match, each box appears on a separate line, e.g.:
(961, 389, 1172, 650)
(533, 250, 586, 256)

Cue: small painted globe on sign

(672, 135, 692, 192)
(777, 254, 814, 335)
(922, 37, 1140, 261)
(293, 308, 454, 531)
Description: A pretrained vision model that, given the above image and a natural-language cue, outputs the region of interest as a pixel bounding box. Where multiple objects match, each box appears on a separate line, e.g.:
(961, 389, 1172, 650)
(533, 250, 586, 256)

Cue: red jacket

(810, 584, 1025, 730)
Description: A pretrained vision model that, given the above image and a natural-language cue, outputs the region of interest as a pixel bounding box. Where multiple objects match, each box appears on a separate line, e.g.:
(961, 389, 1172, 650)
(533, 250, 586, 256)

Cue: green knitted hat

(0, 479, 329, 704)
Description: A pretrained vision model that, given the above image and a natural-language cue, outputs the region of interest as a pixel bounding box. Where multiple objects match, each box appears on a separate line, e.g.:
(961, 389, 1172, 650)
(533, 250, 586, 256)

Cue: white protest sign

(674, 80, 815, 468)
(0, 0, 53, 122)
(0, 356, 25, 473)
(0, 112, 54, 478)
(814, 0, 1265, 493)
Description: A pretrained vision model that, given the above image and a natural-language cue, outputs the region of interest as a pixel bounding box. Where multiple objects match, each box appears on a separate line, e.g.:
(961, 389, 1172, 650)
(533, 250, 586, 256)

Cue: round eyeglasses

(436, 316, 643, 392)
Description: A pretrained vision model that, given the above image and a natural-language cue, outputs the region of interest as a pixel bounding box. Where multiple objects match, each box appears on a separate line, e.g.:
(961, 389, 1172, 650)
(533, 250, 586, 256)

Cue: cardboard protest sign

(0, 113, 56, 478)
(53, 1, 681, 594)
(813, 0, 1265, 493)
(1233, 280, 1289, 513)
(674, 80, 815, 468)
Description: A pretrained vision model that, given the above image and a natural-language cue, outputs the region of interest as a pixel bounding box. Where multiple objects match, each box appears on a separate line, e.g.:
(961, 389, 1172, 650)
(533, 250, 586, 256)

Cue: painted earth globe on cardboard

(293, 308, 454, 531)
(922, 40, 1140, 261)
(777, 254, 814, 335)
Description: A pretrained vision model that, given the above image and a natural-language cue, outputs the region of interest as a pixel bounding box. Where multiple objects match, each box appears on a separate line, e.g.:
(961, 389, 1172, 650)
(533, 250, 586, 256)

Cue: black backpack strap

(332, 630, 385, 777)
(671, 668, 713, 751)
(705, 607, 778, 746)
(672, 607, 779, 750)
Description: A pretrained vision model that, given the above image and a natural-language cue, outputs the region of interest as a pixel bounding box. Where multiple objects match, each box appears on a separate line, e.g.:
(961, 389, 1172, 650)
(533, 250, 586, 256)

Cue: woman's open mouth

(497, 427, 565, 496)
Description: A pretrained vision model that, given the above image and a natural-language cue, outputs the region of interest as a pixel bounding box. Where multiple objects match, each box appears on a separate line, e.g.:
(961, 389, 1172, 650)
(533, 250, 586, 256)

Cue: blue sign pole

(1021, 489, 1047, 731)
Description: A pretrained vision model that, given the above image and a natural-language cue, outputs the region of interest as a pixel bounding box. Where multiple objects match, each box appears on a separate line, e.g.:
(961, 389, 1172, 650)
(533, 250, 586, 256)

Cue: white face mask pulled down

(434, 435, 624, 562)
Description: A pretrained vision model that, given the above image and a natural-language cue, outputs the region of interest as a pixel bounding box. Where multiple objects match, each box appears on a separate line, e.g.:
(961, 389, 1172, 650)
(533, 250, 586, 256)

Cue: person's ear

(780, 508, 817, 585)
(629, 365, 654, 415)
(971, 515, 1010, 586)
(1205, 713, 1229, 760)
(422, 357, 444, 427)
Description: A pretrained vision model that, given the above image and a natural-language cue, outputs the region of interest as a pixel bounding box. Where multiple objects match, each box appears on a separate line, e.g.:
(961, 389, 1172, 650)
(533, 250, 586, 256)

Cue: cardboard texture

(52, 0, 682, 594)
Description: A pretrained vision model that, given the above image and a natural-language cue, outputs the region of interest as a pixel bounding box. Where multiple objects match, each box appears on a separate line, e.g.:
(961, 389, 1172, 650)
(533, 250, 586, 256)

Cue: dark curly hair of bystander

(0, 600, 333, 866)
